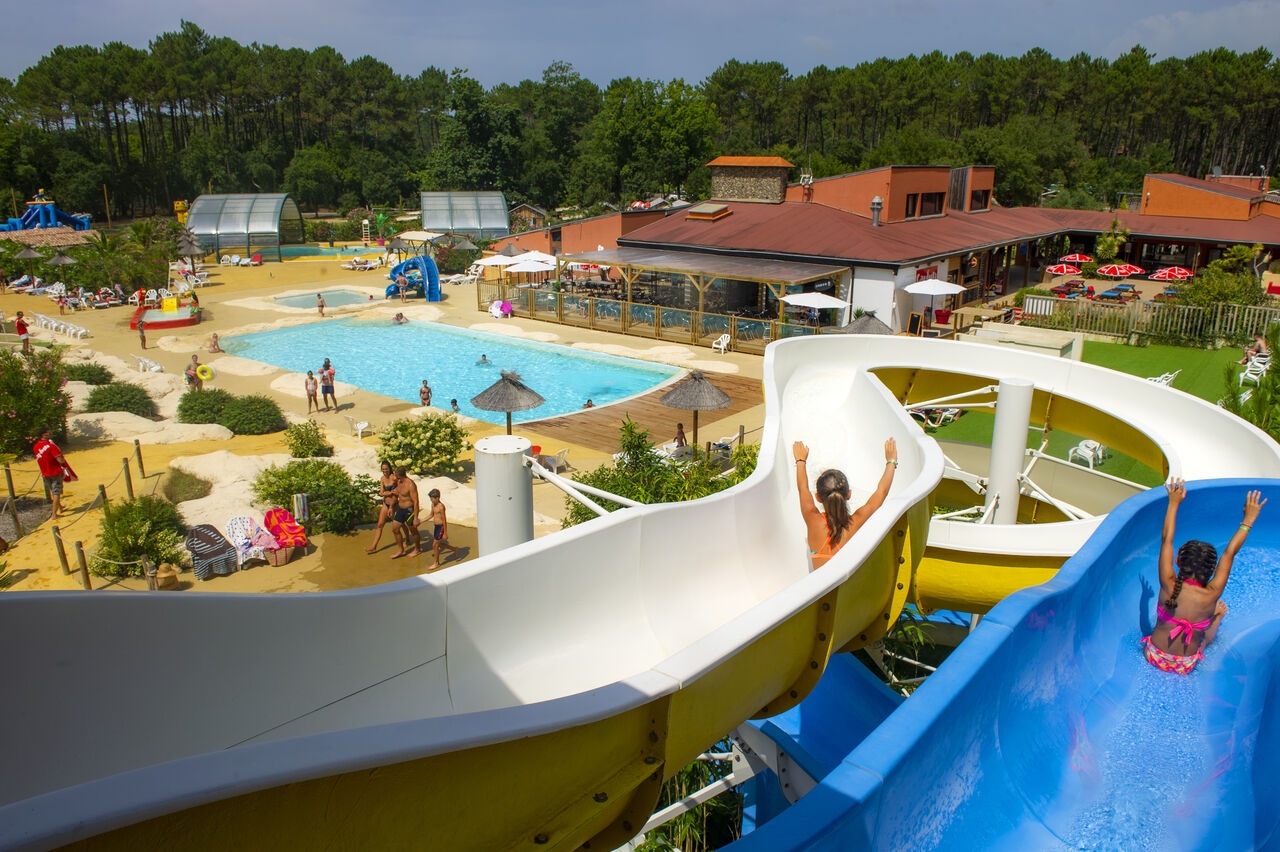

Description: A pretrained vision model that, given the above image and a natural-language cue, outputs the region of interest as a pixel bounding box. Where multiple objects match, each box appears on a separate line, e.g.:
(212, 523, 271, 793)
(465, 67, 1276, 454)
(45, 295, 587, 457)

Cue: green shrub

(177, 388, 234, 424)
(0, 348, 70, 455)
(85, 382, 157, 418)
(218, 394, 286, 435)
(162, 469, 213, 503)
(251, 459, 377, 534)
(1012, 287, 1051, 308)
(91, 495, 187, 577)
(65, 363, 114, 385)
(375, 414, 470, 475)
(284, 419, 334, 457)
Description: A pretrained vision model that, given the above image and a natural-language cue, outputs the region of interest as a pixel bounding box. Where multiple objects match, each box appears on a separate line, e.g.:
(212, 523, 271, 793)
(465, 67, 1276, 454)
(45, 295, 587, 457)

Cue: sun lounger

(225, 515, 269, 567)
(131, 354, 164, 372)
(184, 524, 238, 580)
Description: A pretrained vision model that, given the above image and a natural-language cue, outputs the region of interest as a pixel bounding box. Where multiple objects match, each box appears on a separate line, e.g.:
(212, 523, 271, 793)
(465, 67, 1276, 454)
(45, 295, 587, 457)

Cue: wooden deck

(526, 372, 763, 453)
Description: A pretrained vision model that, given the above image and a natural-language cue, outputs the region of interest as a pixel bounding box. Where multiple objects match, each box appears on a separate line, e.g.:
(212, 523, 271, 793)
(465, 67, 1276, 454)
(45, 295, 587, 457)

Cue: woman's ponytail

(815, 470, 851, 548)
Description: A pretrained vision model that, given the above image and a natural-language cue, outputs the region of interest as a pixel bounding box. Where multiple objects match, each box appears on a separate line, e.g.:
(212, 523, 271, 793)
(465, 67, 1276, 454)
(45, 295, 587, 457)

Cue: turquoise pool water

(281, 245, 381, 258)
(274, 289, 371, 309)
(222, 319, 682, 424)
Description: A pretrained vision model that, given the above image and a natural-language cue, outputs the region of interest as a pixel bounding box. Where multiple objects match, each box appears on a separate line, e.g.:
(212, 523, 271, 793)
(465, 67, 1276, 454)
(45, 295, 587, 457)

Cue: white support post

(984, 378, 1034, 526)
(474, 435, 534, 556)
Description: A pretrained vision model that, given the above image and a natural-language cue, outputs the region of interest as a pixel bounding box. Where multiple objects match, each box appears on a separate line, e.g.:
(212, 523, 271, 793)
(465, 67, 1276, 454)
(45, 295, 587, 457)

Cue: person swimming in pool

(792, 438, 898, 570)
(476, 354, 491, 365)
(393, 312, 408, 324)
(1143, 479, 1265, 674)
(450, 399, 460, 412)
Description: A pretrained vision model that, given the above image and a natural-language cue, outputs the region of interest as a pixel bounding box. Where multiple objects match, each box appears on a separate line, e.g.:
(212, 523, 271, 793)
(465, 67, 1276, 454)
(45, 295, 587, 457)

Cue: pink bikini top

(1157, 578, 1212, 643)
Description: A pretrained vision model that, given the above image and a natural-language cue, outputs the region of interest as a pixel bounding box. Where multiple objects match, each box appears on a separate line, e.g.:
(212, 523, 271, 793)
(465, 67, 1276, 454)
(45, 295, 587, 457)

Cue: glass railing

(476, 286, 850, 352)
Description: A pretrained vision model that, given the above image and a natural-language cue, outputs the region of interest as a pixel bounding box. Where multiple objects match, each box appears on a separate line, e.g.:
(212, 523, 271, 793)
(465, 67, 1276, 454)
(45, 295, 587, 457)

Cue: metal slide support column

(984, 378, 1034, 526)
(474, 435, 533, 556)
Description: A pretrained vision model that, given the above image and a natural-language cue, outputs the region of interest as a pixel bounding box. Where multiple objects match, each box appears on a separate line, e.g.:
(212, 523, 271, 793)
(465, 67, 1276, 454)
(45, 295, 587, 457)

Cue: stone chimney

(707, 156, 794, 203)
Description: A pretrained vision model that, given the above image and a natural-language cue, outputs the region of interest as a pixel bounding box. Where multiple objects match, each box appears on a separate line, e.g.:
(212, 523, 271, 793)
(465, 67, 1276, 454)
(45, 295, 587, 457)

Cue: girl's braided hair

(1165, 539, 1218, 610)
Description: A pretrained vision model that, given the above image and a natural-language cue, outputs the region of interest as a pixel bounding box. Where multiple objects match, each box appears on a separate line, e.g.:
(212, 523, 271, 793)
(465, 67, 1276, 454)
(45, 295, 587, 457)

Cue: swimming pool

(222, 319, 682, 424)
(280, 245, 382, 258)
(274, 289, 372, 309)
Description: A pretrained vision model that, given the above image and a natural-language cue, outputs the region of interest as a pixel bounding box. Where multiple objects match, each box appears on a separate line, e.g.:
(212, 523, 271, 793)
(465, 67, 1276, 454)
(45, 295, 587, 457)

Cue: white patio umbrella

(396, 230, 443, 243)
(505, 259, 557, 273)
(474, 255, 523, 267)
(780, 292, 848, 309)
(514, 250, 558, 264)
(904, 278, 966, 316)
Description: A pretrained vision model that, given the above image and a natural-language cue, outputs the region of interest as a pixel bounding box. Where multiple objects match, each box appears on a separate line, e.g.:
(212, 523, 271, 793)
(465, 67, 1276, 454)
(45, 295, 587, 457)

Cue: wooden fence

(1022, 295, 1280, 342)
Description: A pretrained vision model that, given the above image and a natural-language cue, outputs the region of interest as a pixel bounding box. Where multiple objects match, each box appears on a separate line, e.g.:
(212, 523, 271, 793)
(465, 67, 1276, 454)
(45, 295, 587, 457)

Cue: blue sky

(2, 0, 1278, 86)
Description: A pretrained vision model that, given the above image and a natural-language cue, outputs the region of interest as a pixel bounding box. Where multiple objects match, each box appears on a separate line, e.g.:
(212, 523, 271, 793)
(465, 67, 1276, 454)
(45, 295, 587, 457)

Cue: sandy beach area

(0, 256, 765, 594)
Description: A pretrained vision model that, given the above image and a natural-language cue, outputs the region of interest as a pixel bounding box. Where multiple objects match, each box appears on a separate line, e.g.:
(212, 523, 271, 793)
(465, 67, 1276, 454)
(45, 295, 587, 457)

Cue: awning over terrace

(564, 247, 848, 284)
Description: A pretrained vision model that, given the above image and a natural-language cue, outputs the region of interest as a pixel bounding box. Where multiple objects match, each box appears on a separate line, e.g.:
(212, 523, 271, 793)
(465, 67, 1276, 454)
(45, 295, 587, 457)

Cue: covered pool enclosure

(186, 193, 305, 262)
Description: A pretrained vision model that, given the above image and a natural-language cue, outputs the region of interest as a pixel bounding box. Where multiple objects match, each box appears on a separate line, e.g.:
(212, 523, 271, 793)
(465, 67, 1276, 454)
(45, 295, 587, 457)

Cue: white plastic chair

(1068, 440, 1106, 469)
(1240, 361, 1268, 387)
(220, 255, 233, 266)
(712, 333, 730, 354)
(144, 289, 159, 307)
(344, 415, 370, 440)
(539, 448, 570, 474)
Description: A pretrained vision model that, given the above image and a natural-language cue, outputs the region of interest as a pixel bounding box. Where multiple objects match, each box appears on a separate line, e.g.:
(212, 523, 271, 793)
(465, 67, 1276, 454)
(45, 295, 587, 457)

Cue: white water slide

(3, 337, 1277, 851)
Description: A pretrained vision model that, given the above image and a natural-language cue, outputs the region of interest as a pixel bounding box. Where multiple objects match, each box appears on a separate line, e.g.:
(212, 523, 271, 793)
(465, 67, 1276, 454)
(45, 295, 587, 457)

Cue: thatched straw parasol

(471, 370, 546, 435)
(498, 243, 521, 256)
(659, 370, 731, 447)
(837, 312, 893, 335)
(15, 246, 41, 278)
(451, 237, 479, 251)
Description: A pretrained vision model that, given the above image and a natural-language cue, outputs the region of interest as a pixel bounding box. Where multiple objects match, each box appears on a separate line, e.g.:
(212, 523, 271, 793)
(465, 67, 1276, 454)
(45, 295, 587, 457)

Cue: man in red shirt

(13, 310, 30, 356)
(33, 426, 75, 520)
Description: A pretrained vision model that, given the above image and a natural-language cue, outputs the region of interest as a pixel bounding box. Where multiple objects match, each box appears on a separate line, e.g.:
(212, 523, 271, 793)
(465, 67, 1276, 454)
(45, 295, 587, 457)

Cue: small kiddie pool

(274, 289, 372, 309)
(130, 303, 200, 330)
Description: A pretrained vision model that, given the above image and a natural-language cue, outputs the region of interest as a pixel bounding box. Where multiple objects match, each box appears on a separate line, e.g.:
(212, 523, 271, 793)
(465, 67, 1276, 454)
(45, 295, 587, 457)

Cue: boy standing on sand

(137, 318, 146, 350)
(426, 488, 459, 570)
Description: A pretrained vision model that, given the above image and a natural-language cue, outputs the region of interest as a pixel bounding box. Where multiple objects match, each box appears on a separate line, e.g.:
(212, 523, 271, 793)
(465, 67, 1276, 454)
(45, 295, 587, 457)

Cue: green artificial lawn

(928, 340, 1247, 488)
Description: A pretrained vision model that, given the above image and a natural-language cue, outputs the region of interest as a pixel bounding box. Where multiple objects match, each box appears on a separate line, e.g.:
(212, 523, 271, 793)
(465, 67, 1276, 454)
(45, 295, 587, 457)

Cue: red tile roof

(1148, 173, 1265, 201)
(618, 200, 1280, 266)
(706, 156, 794, 168)
(0, 227, 98, 248)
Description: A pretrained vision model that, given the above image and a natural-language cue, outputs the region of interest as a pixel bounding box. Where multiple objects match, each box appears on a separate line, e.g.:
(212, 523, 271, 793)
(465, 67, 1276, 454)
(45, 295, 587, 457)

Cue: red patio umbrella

(1045, 264, 1081, 275)
(1119, 263, 1145, 275)
(1095, 264, 1134, 278)
(1060, 253, 1093, 263)
(1150, 266, 1193, 280)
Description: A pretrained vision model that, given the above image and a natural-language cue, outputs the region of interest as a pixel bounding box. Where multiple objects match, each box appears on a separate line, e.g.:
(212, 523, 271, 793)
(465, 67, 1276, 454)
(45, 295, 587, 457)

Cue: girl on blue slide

(1143, 479, 1265, 674)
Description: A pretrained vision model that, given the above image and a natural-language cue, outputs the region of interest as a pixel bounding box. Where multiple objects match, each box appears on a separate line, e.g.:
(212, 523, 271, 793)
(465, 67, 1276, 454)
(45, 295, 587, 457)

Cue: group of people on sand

(365, 461, 459, 569)
(305, 358, 339, 413)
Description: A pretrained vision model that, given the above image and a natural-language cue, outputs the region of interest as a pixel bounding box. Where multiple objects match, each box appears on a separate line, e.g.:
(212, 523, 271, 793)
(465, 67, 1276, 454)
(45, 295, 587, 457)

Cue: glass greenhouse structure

(186, 193, 305, 261)
(419, 191, 510, 239)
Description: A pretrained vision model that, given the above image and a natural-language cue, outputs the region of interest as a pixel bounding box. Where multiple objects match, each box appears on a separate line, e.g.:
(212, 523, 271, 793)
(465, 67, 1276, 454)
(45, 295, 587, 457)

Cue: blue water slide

(386, 255, 440, 302)
(0, 203, 91, 232)
(731, 479, 1280, 852)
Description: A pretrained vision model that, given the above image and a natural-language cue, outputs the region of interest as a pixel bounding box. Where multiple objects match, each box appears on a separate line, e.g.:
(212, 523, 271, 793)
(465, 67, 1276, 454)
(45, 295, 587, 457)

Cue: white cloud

(1105, 0, 1280, 59)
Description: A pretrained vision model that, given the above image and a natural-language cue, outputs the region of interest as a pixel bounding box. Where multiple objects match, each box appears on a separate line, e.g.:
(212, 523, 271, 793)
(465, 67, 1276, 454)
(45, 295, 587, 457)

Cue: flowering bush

(0, 349, 70, 455)
(375, 414, 469, 475)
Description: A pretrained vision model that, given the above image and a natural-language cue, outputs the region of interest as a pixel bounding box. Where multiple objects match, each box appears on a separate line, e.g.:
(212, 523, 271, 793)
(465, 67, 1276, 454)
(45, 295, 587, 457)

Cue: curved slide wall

(730, 479, 1280, 851)
(0, 337, 943, 851)
(386, 255, 441, 301)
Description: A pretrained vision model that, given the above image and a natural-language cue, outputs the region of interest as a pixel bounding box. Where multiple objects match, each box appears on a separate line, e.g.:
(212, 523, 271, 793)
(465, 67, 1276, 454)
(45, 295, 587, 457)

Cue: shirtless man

(426, 488, 459, 570)
(316, 293, 326, 317)
(389, 466, 421, 559)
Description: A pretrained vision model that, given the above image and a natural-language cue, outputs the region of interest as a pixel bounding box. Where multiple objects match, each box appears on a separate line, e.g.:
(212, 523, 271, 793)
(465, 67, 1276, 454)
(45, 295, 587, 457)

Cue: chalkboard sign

(908, 312, 924, 336)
